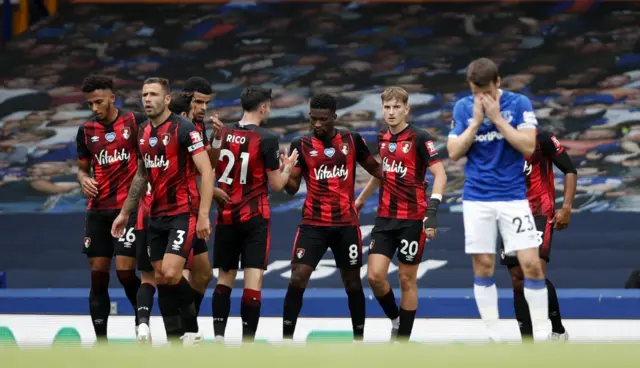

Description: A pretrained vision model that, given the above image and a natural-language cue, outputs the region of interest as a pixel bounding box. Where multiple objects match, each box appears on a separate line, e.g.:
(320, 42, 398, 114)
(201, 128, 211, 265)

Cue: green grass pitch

(3, 343, 640, 368)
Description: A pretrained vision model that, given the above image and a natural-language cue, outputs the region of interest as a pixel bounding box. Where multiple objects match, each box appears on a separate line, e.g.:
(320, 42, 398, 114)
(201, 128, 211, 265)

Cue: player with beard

(356, 87, 447, 342)
(112, 77, 214, 345)
(282, 94, 382, 341)
(210, 86, 299, 342)
(76, 75, 146, 343)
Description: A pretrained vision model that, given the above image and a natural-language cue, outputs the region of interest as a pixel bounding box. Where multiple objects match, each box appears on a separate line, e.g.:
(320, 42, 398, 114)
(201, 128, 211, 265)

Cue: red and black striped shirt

(290, 130, 372, 226)
(76, 110, 145, 211)
(525, 132, 565, 217)
(137, 113, 206, 217)
(193, 120, 210, 177)
(214, 122, 281, 225)
(377, 125, 440, 221)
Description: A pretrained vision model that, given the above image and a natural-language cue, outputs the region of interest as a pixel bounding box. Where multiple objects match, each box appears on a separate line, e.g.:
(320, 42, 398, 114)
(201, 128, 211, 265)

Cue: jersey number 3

(219, 149, 250, 185)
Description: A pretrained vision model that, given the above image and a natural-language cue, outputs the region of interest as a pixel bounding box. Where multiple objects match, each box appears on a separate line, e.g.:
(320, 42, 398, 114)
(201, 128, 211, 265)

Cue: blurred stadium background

(1, 0, 640, 346)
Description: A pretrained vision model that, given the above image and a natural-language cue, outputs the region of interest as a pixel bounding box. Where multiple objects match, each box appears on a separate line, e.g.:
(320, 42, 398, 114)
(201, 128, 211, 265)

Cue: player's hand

(111, 212, 129, 238)
(196, 213, 212, 241)
(481, 94, 501, 123)
(281, 148, 299, 170)
(472, 95, 485, 127)
(80, 176, 99, 197)
(213, 187, 231, 203)
(423, 216, 437, 240)
(210, 114, 223, 139)
(551, 207, 571, 230)
(355, 198, 365, 217)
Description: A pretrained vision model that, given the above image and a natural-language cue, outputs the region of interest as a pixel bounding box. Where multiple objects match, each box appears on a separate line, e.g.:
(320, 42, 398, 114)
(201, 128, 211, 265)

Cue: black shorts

(185, 239, 209, 270)
(369, 218, 426, 265)
(147, 212, 199, 263)
(213, 215, 270, 271)
(135, 216, 152, 272)
(83, 210, 137, 259)
(500, 215, 553, 267)
(292, 225, 362, 269)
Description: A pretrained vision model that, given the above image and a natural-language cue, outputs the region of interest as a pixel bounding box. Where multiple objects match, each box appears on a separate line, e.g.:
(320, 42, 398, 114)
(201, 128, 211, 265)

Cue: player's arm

(75, 126, 98, 197)
(447, 100, 482, 161)
(265, 135, 297, 192)
(484, 94, 536, 157)
(121, 160, 148, 215)
(354, 132, 382, 179)
(284, 138, 304, 195)
(419, 132, 447, 237)
(355, 176, 380, 211)
(208, 116, 224, 168)
(192, 150, 214, 216)
(541, 133, 578, 230)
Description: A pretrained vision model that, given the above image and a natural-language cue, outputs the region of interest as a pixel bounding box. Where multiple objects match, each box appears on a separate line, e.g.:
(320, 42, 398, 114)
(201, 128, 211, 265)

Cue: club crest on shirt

(501, 110, 513, 123)
(161, 133, 171, 146)
(149, 137, 158, 147)
(121, 127, 131, 140)
(401, 141, 411, 154)
(84, 237, 91, 248)
(369, 239, 375, 249)
(105, 132, 116, 142)
(324, 147, 335, 158)
(340, 143, 349, 155)
(296, 248, 305, 259)
(388, 143, 397, 153)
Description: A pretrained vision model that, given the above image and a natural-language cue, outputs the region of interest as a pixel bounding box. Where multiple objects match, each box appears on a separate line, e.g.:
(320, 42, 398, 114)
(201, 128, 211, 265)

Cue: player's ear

(405, 104, 411, 113)
(180, 112, 187, 117)
(333, 113, 337, 120)
(165, 93, 172, 105)
(496, 77, 502, 89)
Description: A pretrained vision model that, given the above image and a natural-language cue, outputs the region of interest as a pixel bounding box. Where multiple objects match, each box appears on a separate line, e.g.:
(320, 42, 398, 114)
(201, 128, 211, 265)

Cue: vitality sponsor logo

(143, 154, 170, 171)
(94, 149, 131, 165)
(382, 157, 407, 178)
(313, 164, 349, 181)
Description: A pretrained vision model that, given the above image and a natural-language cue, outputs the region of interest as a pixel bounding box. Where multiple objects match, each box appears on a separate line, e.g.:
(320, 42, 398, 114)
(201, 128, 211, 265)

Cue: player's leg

(500, 241, 533, 340)
(283, 225, 330, 340)
(135, 222, 156, 343)
(160, 214, 201, 343)
(499, 201, 551, 341)
(113, 215, 141, 329)
(239, 216, 271, 342)
(211, 223, 241, 341)
(463, 201, 501, 341)
(394, 221, 427, 341)
(83, 211, 113, 343)
(187, 240, 213, 317)
(332, 226, 365, 341)
(367, 229, 400, 337)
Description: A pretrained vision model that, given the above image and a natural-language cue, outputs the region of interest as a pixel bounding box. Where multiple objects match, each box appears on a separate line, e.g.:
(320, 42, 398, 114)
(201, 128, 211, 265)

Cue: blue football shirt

(449, 90, 538, 201)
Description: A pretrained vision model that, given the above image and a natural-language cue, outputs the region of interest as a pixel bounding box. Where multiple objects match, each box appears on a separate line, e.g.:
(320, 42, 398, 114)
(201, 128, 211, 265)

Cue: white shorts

(463, 200, 538, 255)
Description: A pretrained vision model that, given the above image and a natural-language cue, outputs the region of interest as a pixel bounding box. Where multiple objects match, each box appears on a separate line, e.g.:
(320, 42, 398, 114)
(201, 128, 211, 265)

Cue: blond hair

(380, 86, 409, 104)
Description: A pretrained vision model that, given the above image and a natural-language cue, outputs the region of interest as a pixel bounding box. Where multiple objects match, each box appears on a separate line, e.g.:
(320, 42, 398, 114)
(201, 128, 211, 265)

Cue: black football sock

(89, 271, 111, 343)
(157, 284, 183, 341)
(212, 284, 232, 338)
(283, 285, 305, 339)
(136, 283, 155, 327)
(375, 289, 399, 320)
(192, 287, 205, 317)
(397, 308, 416, 341)
(347, 289, 366, 340)
(546, 279, 565, 334)
(241, 289, 262, 342)
(514, 289, 533, 340)
(116, 270, 141, 326)
(175, 277, 198, 333)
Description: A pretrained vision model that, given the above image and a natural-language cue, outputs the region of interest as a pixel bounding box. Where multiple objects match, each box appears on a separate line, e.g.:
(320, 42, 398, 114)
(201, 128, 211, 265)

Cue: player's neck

(150, 109, 172, 127)
(388, 121, 408, 135)
(103, 108, 119, 125)
(239, 112, 262, 127)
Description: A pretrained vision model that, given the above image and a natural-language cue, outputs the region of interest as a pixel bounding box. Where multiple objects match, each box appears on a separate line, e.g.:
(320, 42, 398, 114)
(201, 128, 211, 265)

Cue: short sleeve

(538, 132, 564, 159)
(133, 112, 147, 130)
(289, 138, 305, 171)
(449, 100, 468, 138)
(517, 95, 538, 130)
(76, 126, 90, 161)
(417, 130, 441, 166)
(197, 121, 210, 147)
(352, 132, 372, 163)
(177, 119, 206, 156)
(261, 133, 281, 172)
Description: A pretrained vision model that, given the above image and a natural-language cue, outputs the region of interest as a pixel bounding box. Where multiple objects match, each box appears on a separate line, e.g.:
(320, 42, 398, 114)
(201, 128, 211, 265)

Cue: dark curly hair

(310, 94, 337, 112)
(81, 75, 114, 93)
(169, 92, 193, 115)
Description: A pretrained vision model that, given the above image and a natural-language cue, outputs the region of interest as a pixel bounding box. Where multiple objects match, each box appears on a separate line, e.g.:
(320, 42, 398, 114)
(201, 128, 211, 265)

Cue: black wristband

(426, 198, 441, 215)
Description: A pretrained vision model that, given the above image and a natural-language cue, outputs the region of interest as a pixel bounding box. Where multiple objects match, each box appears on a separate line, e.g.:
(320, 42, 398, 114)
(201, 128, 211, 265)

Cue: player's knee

(161, 266, 182, 285)
(509, 268, 525, 292)
(90, 270, 110, 292)
(289, 272, 309, 289)
(116, 270, 138, 287)
(343, 276, 363, 293)
(398, 272, 416, 292)
(367, 271, 386, 290)
(193, 268, 213, 289)
(519, 257, 544, 279)
(141, 271, 157, 286)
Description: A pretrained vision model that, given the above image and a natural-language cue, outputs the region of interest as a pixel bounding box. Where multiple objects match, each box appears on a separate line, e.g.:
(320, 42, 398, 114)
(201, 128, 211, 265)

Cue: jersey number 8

(219, 149, 250, 185)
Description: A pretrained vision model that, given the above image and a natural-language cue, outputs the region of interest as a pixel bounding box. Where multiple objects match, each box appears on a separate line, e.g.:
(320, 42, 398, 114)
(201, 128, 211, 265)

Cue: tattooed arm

(111, 160, 147, 238)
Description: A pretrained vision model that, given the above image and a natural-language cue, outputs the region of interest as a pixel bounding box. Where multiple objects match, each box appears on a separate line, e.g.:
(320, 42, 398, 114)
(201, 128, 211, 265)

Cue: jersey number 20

(219, 149, 250, 185)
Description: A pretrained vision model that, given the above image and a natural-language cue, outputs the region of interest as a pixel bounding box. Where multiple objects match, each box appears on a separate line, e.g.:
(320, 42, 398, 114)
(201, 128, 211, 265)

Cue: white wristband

(430, 193, 443, 201)
(212, 138, 222, 149)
